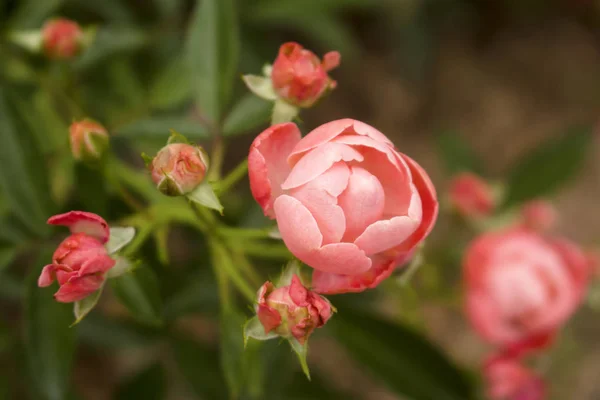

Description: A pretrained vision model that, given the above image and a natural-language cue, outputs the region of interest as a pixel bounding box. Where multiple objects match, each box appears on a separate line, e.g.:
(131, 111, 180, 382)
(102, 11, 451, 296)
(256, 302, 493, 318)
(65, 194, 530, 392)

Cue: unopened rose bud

(448, 172, 496, 218)
(150, 143, 208, 196)
(69, 119, 109, 162)
(256, 275, 332, 344)
(520, 200, 557, 232)
(42, 18, 84, 59)
(484, 355, 545, 400)
(271, 42, 340, 108)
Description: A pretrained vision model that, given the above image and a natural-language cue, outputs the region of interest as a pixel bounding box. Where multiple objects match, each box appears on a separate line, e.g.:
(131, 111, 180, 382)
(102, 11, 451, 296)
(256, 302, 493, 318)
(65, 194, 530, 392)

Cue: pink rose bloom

(38, 211, 115, 303)
(42, 18, 83, 59)
(271, 42, 340, 108)
(448, 172, 496, 218)
(520, 200, 557, 232)
(484, 355, 545, 400)
(257, 274, 332, 344)
(150, 143, 208, 196)
(69, 119, 109, 161)
(248, 119, 438, 294)
(464, 229, 590, 351)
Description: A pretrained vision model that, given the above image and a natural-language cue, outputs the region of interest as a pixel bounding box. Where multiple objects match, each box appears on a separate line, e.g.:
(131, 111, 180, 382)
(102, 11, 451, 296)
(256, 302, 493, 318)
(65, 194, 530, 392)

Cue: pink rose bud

(464, 228, 590, 352)
(38, 211, 115, 303)
(484, 355, 545, 400)
(248, 119, 438, 294)
(42, 18, 84, 59)
(256, 275, 333, 344)
(271, 42, 340, 108)
(448, 172, 496, 218)
(150, 143, 208, 196)
(69, 119, 109, 162)
(520, 200, 557, 232)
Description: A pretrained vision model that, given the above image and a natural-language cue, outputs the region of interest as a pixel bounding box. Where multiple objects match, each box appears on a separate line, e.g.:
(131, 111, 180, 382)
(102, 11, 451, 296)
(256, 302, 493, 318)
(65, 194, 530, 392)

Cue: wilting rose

(248, 119, 438, 294)
(520, 200, 557, 232)
(150, 143, 208, 196)
(484, 355, 545, 400)
(42, 18, 83, 59)
(69, 119, 109, 161)
(257, 275, 332, 344)
(448, 172, 496, 218)
(271, 42, 340, 108)
(464, 229, 590, 351)
(38, 211, 115, 303)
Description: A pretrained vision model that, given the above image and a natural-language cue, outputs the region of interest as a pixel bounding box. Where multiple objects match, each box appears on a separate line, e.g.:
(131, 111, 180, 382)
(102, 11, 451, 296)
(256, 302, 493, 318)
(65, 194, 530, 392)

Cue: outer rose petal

(48, 211, 110, 244)
(78, 254, 116, 275)
(54, 274, 105, 303)
(257, 304, 282, 333)
(38, 265, 58, 287)
(550, 237, 590, 298)
(248, 123, 302, 218)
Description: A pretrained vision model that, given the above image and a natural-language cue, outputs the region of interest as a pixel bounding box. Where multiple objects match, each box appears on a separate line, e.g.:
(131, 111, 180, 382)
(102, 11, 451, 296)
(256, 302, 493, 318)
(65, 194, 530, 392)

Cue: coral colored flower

(484, 355, 545, 400)
(38, 211, 115, 303)
(271, 42, 340, 108)
(464, 229, 590, 351)
(150, 143, 208, 196)
(248, 119, 438, 294)
(42, 18, 83, 59)
(448, 172, 496, 218)
(520, 200, 557, 232)
(69, 119, 109, 161)
(257, 275, 333, 344)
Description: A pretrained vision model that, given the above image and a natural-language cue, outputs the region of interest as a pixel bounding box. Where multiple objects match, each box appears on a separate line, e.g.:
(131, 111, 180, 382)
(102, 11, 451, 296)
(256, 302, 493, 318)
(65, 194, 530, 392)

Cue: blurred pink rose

(448, 172, 495, 218)
(69, 119, 109, 161)
(271, 42, 340, 108)
(248, 119, 438, 294)
(464, 229, 590, 350)
(42, 18, 83, 59)
(257, 275, 333, 344)
(484, 355, 545, 400)
(520, 200, 557, 232)
(150, 143, 208, 196)
(38, 211, 115, 303)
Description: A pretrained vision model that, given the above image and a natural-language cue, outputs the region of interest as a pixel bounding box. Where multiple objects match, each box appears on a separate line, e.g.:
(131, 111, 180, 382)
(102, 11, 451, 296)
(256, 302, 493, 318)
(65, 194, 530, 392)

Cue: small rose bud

(150, 143, 208, 196)
(448, 172, 496, 218)
(69, 119, 109, 162)
(256, 275, 333, 344)
(484, 355, 545, 400)
(42, 18, 84, 59)
(271, 42, 340, 108)
(520, 200, 557, 232)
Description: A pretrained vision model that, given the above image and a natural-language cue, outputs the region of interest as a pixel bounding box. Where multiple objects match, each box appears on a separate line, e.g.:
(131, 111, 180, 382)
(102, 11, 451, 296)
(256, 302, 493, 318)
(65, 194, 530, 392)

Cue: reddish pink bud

(39, 212, 115, 303)
(484, 355, 545, 400)
(41, 18, 83, 59)
(69, 119, 109, 162)
(448, 172, 496, 218)
(271, 42, 340, 108)
(256, 275, 332, 344)
(150, 143, 208, 196)
(520, 200, 557, 232)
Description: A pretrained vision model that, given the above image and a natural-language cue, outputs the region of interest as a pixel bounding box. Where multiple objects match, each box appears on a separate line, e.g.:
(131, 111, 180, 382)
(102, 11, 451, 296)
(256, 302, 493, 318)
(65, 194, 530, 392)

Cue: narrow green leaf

(116, 117, 209, 140)
(504, 126, 592, 206)
(77, 314, 158, 349)
(75, 28, 149, 71)
(0, 247, 17, 274)
(436, 131, 484, 175)
(187, 182, 224, 215)
(186, 0, 240, 125)
(110, 267, 163, 327)
(221, 310, 246, 398)
(9, 0, 65, 29)
(24, 253, 76, 400)
(223, 94, 272, 137)
(115, 363, 166, 400)
(72, 285, 104, 326)
(106, 227, 136, 254)
(149, 56, 194, 110)
(288, 338, 310, 380)
(166, 129, 191, 145)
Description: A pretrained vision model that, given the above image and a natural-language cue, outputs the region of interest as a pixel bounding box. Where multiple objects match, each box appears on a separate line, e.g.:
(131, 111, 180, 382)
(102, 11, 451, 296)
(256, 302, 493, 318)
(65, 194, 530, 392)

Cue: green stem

(208, 135, 225, 182)
(218, 226, 270, 239)
(215, 159, 248, 194)
(239, 241, 294, 260)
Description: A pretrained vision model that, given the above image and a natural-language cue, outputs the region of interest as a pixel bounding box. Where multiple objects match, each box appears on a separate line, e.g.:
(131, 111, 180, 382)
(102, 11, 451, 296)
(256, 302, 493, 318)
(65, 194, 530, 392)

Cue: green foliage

(115, 363, 166, 400)
(437, 131, 484, 175)
(110, 267, 163, 327)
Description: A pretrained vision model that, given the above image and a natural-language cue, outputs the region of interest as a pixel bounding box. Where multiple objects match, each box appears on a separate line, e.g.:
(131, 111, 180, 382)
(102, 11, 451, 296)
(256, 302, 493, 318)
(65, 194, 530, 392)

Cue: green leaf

(244, 316, 278, 346)
(242, 75, 277, 101)
(24, 254, 76, 400)
(75, 27, 149, 71)
(110, 267, 163, 327)
(78, 314, 158, 349)
(149, 56, 194, 110)
(288, 338, 310, 381)
(8, 30, 42, 53)
(106, 257, 137, 279)
(116, 117, 209, 140)
(436, 131, 484, 175)
(278, 259, 306, 287)
(115, 363, 166, 400)
(331, 307, 475, 400)
(186, 0, 240, 125)
(271, 99, 298, 125)
(221, 310, 246, 398)
(187, 182, 224, 215)
(106, 227, 136, 254)
(224, 94, 272, 137)
(504, 126, 592, 206)
(9, 0, 65, 29)
(0, 247, 17, 275)
(72, 284, 104, 326)
(166, 129, 191, 145)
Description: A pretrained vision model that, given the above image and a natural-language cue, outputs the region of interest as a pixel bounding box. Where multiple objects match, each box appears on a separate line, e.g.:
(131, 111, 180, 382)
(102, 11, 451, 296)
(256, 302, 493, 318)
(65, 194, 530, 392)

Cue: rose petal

(257, 304, 282, 334)
(54, 274, 104, 303)
(48, 211, 110, 243)
(248, 123, 302, 218)
(38, 265, 57, 287)
(78, 254, 116, 276)
(322, 51, 341, 71)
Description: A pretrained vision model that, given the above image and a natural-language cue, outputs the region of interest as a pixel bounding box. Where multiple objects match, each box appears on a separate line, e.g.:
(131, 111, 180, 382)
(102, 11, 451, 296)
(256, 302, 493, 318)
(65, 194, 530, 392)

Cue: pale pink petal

(331, 134, 402, 170)
(78, 254, 116, 276)
(257, 304, 282, 333)
(289, 275, 309, 306)
(48, 211, 110, 243)
(354, 215, 419, 256)
(312, 256, 399, 294)
(38, 265, 57, 287)
(310, 242, 372, 274)
(322, 51, 341, 71)
(550, 237, 590, 297)
(338, 166, 385, 242)
(248, 123, 302, 218)
(281, 142, 363, 190)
